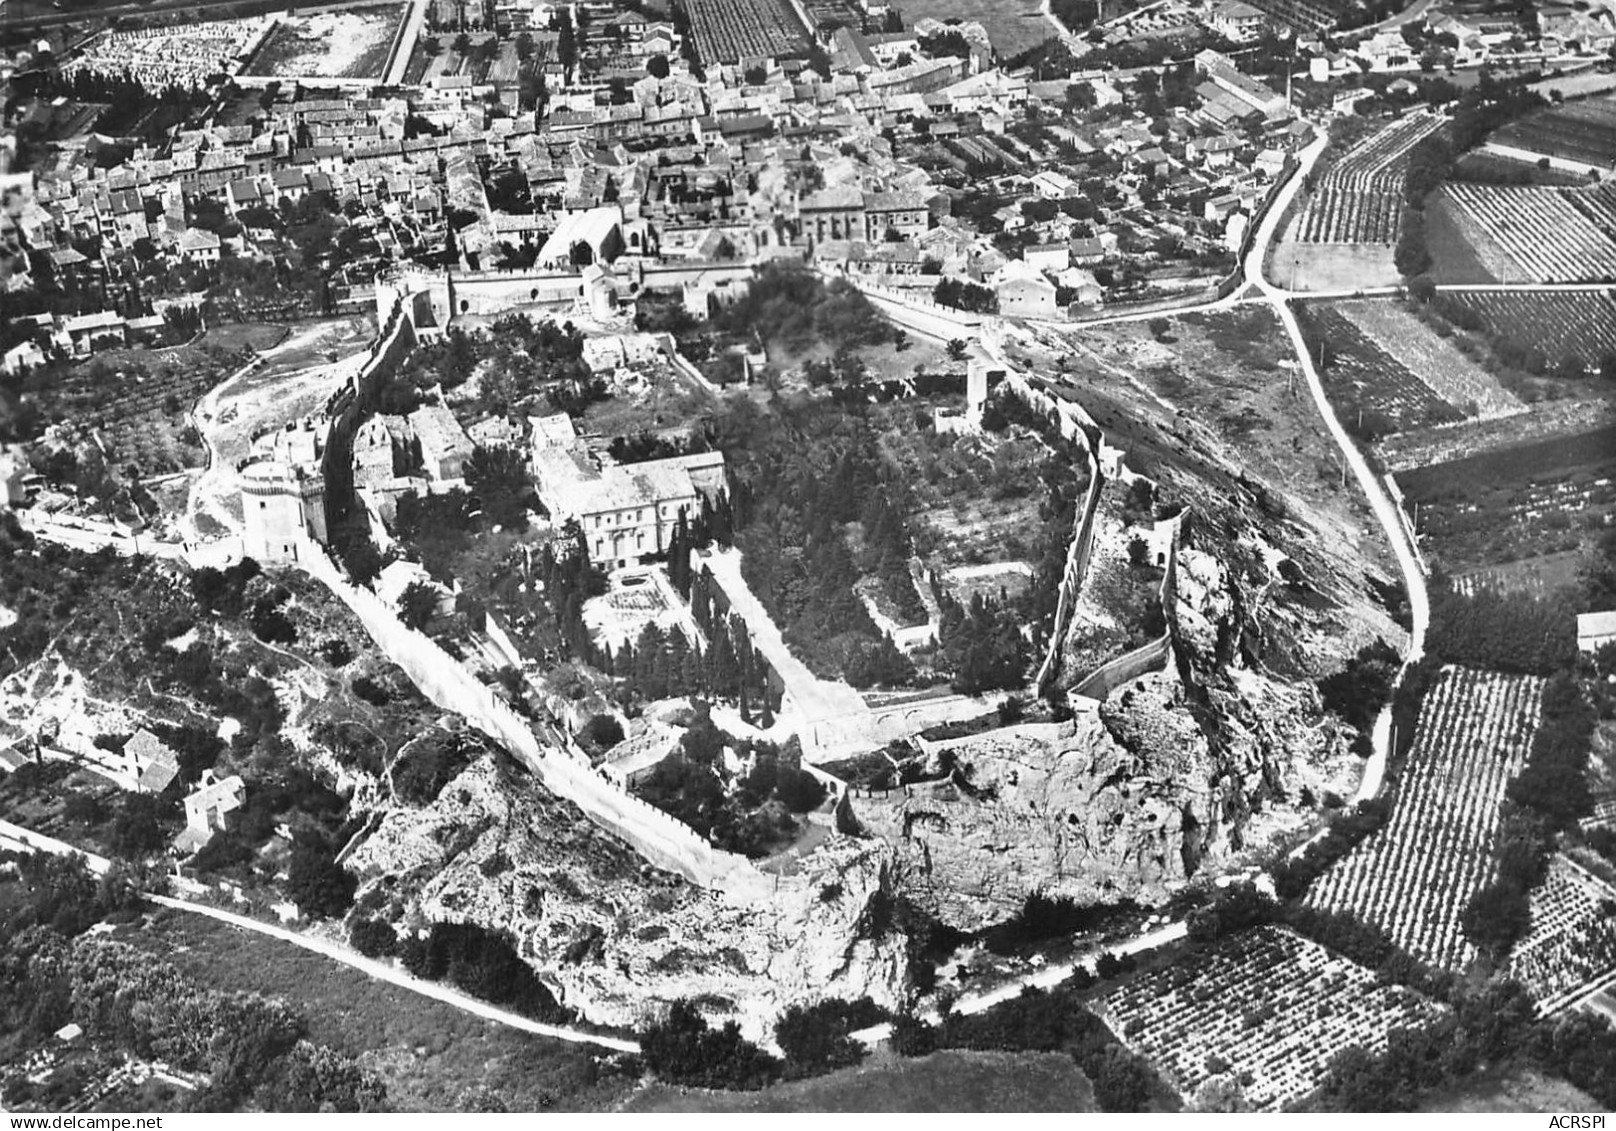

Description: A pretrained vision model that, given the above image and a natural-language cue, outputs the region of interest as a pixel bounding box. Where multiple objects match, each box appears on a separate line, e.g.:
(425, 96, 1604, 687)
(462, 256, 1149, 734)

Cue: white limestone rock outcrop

(347, 754, 909, 1041)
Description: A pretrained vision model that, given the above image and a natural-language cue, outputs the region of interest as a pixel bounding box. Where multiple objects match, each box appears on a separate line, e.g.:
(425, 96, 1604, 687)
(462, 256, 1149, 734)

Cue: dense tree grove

(634, 703, 824, 857)
(1316, 639, 1401, 754)
(639, 1000, 781, 1090)
(932, 277, 999, 314)
(773, 997, 888, 1076)
(381, 317, 597, 418)
(285, 836, 357, 920)
(710, 263, 895, 355)
(933, 587, 1028, 695)
(0, 852, 381, 1112)
(716, 399, 919, 687)
(1462, 673, 1595, 956)
(894, 984, 1166, 1111)
(607, 596, 777, 721)
(465, 444, 539, 529)
(983, 893, 1141, 956)
(1424, 579, 1576, 676)
(399, 921, 565, 1022)
(535, 520, 610, 664)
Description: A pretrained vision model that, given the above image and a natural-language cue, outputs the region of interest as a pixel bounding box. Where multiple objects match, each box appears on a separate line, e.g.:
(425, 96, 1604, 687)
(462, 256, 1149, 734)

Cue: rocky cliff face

(347, 755, 910, 1042)
(853, 719, 1194, 931)
(848, 515, 1363, 932)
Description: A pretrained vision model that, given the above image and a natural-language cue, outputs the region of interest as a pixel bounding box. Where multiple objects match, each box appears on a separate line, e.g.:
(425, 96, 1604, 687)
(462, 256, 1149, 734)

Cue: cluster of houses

(10, 0, 1608, 378)
(2, 307, 185, 375)
(0, 723, 246, 857)
(6, 0, 1319, 335)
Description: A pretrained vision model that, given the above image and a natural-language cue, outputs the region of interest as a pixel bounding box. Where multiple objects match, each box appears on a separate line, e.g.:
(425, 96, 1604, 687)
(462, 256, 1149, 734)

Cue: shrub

(578, 713, 625, 751)
(773, 997, 885, 1075)
(641, 1000, 781, 1090)
(349, 917, 399, 958)
(286, 840, 356, 919)
(351, 676, 391, 706)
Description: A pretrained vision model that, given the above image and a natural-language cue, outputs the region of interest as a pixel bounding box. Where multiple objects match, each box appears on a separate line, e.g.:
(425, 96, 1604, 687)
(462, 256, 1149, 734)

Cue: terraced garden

(1306, 666, 1546, 972)
(1095, 925, 1445, 1111)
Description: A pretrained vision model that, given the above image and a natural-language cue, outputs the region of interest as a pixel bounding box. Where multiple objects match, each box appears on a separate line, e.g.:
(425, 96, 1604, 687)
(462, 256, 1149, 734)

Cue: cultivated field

(1435, 291, 1616, 369)
(64, 16, 271, 88)
(1333, 299, 1522, 419)
(904, 0, 1052, 56)
(1432, 182, 1616, 282)
(1394, 423, 1616, 573)
(1505, 855, 1616, 1015)
(1306, 666, 1546, 972)
(1095, 925, 1445, 1111)
(1293, 112, 1445, 245)
(1302, 305, 1467, 440)
(677, 0, 810, 66)
(29, 341, 262, 477)
(1491, 95, 1616, 171)
(241, 3, 406, 79)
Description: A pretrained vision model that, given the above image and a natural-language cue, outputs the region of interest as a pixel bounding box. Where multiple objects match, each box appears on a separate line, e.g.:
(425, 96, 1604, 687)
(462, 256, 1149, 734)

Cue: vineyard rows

(1506, 856, 1616, 1014)
(1306, 666, 1546, 972)
(679, 0, 809, 66)
(1296, 188, 1405, 243)
(1493, 98, 1616, 170)
(1293, 112, 1444, 244)
(1308, 306, 1467, 438)
(1439, 291, 1616, 366)
(1441, 182, 1616, 281)
(1096, 926, 1445, 1111)
(1335, 301, 1522, 419)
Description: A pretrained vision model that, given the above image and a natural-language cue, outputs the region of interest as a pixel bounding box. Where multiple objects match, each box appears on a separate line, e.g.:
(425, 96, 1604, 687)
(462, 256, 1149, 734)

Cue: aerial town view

(2, 0, 1616, 1115)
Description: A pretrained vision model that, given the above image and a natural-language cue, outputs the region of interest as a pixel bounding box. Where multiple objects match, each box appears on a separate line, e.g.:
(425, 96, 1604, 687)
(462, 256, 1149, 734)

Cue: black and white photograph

(0, 0, 1614, 1115)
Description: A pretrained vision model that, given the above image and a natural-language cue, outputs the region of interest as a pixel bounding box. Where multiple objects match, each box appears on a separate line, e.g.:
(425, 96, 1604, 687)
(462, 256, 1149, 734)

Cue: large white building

(530, 413, 726, 569)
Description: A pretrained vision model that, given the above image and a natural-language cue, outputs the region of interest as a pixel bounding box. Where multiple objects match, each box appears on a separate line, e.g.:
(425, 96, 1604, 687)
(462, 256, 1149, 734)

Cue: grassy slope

(118, 908, 637, 1113)
(1423, 193, 1502, 285)
(1417, 1065, 1605, 1113)
(624, 1048, 1098, 1112)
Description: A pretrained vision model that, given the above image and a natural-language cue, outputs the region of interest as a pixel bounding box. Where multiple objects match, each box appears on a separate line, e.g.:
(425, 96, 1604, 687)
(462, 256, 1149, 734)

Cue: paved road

(697, 547, 873, 753)
(852, 920, 1190, 1044)
(382, 0, 430, 86)
(144, 895, 641, 1053)
(0, 818, 113, 875)
(1371, 0, 1435, 32)
(1242, 131, 1431, 802)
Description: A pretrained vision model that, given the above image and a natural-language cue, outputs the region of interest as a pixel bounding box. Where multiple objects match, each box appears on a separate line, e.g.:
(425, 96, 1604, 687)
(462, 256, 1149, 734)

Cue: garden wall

(1070, 510, 1185, 702)
(1002, 370, 1107, 693)
(848, 279, 985, 343)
